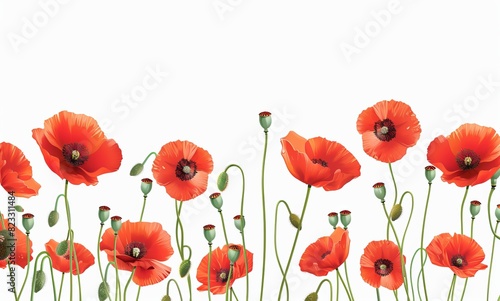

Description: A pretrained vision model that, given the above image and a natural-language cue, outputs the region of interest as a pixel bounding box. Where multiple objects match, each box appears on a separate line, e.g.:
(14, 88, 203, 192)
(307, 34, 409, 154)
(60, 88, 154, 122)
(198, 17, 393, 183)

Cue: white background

(1, 0, 500, 300)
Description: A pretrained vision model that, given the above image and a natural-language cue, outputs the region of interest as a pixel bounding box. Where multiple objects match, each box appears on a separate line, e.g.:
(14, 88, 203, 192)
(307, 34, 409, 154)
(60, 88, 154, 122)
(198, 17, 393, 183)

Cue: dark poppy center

(62, 143, 89, 166)
(216, 268, 231, 283)
(374, 258, 393, 276)
(374, 119, 396, 142)
(124, 241, 147, 259)
(311, 158, 328, 167)
(175, 158, 197, 181)
(321, 250, 331, 259)
(455, 149, 480, 170)
(451, 255, 467, 268)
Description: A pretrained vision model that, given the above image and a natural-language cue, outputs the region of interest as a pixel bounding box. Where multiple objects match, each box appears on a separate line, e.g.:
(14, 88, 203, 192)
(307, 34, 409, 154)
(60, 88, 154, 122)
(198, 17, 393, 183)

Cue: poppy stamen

(216, 269, 230, 283)
(311, 158, 328, 167)
(321, 250, 331, 259)
(455, 149, 480, 170)
(451, 255, 467, 268)
(124, 241, 147, 259)
(175, 158, 197, 181)
(374, 119, 396, 142)
(374, 258, 393, 276)
(62, 143, 89, 166)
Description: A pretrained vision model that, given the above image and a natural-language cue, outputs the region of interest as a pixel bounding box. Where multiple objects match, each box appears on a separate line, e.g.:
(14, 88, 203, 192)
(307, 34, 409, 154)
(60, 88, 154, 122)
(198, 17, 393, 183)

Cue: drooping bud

(56, 240, 69, 256)
(305, 292, 318, 301)
(259, 111, 272, 131)
(179, 260, 191, 277)
(98, 281, 110, 301)
(209, 192, 223, 210)
(48, 210, 59, 227)
(129, 163, 144, 176)
(340, 210, 351, 228)
(469, 200, 481, 217)
(390, 204, 403, 221)
(203, 224, 216, 243)
(217, 171, 229, 191)
(141, 178, 153, 196)
(233, 215, 245, 231)
(425, 165, 436, 183)
(34, 270, 46, 293)
(328, 212, 338, 228)
(98, 206, 111, 223)
(289, 213, 302, 230)
(492, 168, 500, 187)
(495, 204, 500, 221)
(161, 295, 171, 301)
(14, 205, 24, 212)
(227, 244, 241, 264)
(111, 216, 122, 233)
(22, 213, 35, 233)
(373, 182, 386, 201)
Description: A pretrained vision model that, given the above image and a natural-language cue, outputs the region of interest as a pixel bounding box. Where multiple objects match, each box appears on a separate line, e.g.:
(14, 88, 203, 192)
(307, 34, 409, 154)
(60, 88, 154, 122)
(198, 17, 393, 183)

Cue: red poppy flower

(360, 240, 404, 290)
(0, 215, 33, 269)
(45, 239, 94, 274)
(100, 220, 174, 286)
(152, 140, 213, 201)
(356, 100, 421, 163)
(196, 244, 253, 294)
(427, 123, 500, 187)
(426, 233, 487, 278)
(32, 111, 122, 186)
(280, 131, 361, 190)
(299, 227, 350, 276)
(0, 142, 40, 198)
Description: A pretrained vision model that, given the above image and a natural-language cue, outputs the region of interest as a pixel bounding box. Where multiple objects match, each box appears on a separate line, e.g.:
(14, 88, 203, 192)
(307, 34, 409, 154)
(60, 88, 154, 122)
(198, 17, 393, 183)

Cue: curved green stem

(337, 269, 353, 301)
(166, 279, 183, 301)
(448, 274, 457, 301)
(273, 200, 291, 299)
(486, 187, 500, 239)
(97, 223, 112, 301)
(18, 233, 32, 299)
(123, 267, 136, 301)
(30, 252, 57, 301)
(315, 278, 333, 300)
(419, 182, 432, 300)
(135, 287, 141, 301)
(343, 261, 354, 300)
(459, 186, 470, 235)
(54, 193, 65, 211)
(410, 247, 427, 301)
(259, 130, 268, 301)
(386, 163, 399, 241)
(218, 209, 229, 245)
(141, 152, 157, 166)
(175, 200, 192, 301)
(277, 185, 312, 300)
(58, 273, 65, 301)
(139, 195, 147, 222)
(225, 264, 234, 301)
(486, 221, 499, 301)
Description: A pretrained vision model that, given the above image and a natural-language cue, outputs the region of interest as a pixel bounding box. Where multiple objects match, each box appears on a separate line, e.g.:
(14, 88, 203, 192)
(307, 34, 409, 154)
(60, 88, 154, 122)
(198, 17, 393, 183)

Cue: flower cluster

(1, 100, 499, 300)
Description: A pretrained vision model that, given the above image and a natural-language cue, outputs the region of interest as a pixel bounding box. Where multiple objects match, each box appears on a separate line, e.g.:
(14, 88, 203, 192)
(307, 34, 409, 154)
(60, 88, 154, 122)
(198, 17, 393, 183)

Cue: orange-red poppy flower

(426, 233, 487, 278)
(152, 140, 213, 201)
(280, 131, 361, 190)
(32, 111, 122, 186)
(356, 100, 421, 163)
(0, 215, 33, 269)
(196, 244, 253, 294)
(360, 240, 404, 290)
(0, 142, 40, 198)
(45, 239, 94, 274)
(299, 227, 350, 276)
(427, 123, 500, 187)
(100, 220, 174, 286)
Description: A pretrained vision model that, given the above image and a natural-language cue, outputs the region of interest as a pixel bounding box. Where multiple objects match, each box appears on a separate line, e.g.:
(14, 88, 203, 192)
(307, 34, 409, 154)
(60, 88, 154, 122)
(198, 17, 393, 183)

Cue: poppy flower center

(175, 158, 197, 181)
(124, 241, 147, 259)
(321, 250, 331, 259)
(374, 258, 393, 276)
(451, 255, 467, 268)
(455, 149, 480, 170)
(216, 268, 230, 283)
(62, 143, 89, 166)
(374, 119, 396, 142)
(311, 158, 328, 167)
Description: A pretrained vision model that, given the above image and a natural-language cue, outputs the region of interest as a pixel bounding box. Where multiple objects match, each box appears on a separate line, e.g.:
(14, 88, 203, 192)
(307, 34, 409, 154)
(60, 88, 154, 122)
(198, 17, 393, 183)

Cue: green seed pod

(14, 205, 24, 212)
(217, 171, 229, 191)
(259, 111, 272, 130)
(305, 292, 318, 301)
(34, 270, 46, 293)
(390, 204, 403, 221)
(48, 210, 59, 227)
(98, 281, 110, 301)
(179, 260, 191, 278)
(289, 213, 302, 230)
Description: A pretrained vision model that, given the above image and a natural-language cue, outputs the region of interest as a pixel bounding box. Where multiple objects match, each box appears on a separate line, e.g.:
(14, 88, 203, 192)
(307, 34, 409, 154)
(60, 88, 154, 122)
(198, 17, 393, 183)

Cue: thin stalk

(259, 130, 269, 301)
(336, 269, 352, 301)
(139, 195, 147, 222)
(18, 233, 32, 299)
(419, 182, 433, 300)
(123, 267, 136, 301)
(207, 243, 212, 301)
(447, 274, 456, 301)
(459, 186, 470, 235)
(486, 221, 499, 301)
(315, 279, 333, 300)
(273, 200, 291, 299)
(218, 209, 229, 245)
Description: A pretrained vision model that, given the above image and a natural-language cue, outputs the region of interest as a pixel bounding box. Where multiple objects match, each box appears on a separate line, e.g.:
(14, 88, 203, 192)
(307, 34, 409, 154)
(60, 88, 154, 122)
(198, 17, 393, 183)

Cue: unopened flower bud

(217, 172, 229, 191)
(390, 204, 403, 221)
(14, 205, 24, 212)
(328, 212, 338, 228)
(492, 168, 500, 187)
(129, 163, 144, 176)
(228, 245, 241, 264)
(373, 182, 386, 201)
(56, 240, 69, 256)
(22, 213, 34, 233)
(98, 282, 110, 301)
(469, 200, 481, 217)
(111, 216, 122, 233)
(305, 292, 318, 301)
(179, 259, 191, 277)
(425, 166, 436, 183)
(98, 206, 110, 223)
(259, 111, 272, 131)
(289, 213, 301, 230)
(141, 178, 153, 196)
(161, 295, 171, 301)
(209, 192, 223, 210)
(203, 224, 216, 243)
(48, 210, 59, 227)
(340, 210, 351, 228)
(495, 204, 500, 221)
(34, 270, 46, 293)
(233, 215, 245, 231)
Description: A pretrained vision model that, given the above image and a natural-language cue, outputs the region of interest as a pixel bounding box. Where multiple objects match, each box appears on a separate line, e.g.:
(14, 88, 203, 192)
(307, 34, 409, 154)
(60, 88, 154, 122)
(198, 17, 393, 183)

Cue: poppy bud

(14, 205, 24, 212)
(373, 182, 386, 201)
(217, 171, 229, 191)
(340, 210, 351, 228)
(34, 270, 46, 293)
(203, 224, 216, 243)
(48, 210, 59, 227)
(141, 178, 153, 196)
(328, 212, 338, 228)
(495, 204, 500, 221)
(289, 213, 302, 230)
(0, 230, 10, 260)
(492, 168, 500, 187)
(179, 259, 191, 277)
(56, 240, 69, 256)
(228, 245, 241, 264)
(425, 165, 436, 183)
(390, 204, 403, 221)
(161, 296, 171, 301)
(98, 206, 111, 223)
(22, 213, 34, 233)
(129, 163, 144, 176)
(305, 292, 318, 301)
(259, 111, 272, 131)
(209, 192, 223, 210)
(234, 215, 245, 231)
(469, 200, 481, 217)
(98, 282, 110, 301)
(111, 216, 122, 233)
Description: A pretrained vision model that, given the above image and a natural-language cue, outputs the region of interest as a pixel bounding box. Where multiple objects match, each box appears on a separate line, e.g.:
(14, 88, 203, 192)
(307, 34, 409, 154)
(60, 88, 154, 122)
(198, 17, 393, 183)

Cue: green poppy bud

(289, 213, 301, 230)
(217, 171, 229, 191)
(48, 210, 59, 227)
(179, 259, 191, 278)
(34, 270, 46, 293)
(390, 204, 403, 221)
(129, 163, 144, 176)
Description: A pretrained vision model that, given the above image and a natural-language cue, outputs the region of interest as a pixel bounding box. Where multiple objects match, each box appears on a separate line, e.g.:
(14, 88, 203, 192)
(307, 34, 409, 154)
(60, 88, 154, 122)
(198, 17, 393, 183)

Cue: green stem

(231, 288, 240, 301)
(376, 288, 380, 301)
(123, 267, 136, 301)
(343, 261, 354, 300)
(175, 200, 192, 301)
(166, 279, 183, 301)
(458, 218, 476, 300)
(141, 152, 157, 166)
(97, 223, 112, 301)
(336, 269, 352, 301)
(239, 230, 249, 301)
(218, 209, 229, 245)
(386, 163, 398, 241)
(419, 182, 432, 300)
(225, 264, 234, 301)
(459, 186, 470, 235)
(277, 185, 312, 300)
(486, 187, 500, 239)
(139, 195, 147, 222)
(486, 221, 499, 301)
(207, 244, 212, 301)
(448, 274, 457, 301)
(336, 269, 340, 301)
(58, 273, 65, 301)
(135, 287, 141, 301)
(114, 233, 121, 301)
(315, 279, 333, 300)
(273, 200, 291, 299)
(30, 252, 57, 301)
(18, 233, 32, 299)
(63, 180, 75, 301)
(259, 130, 269, 301)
